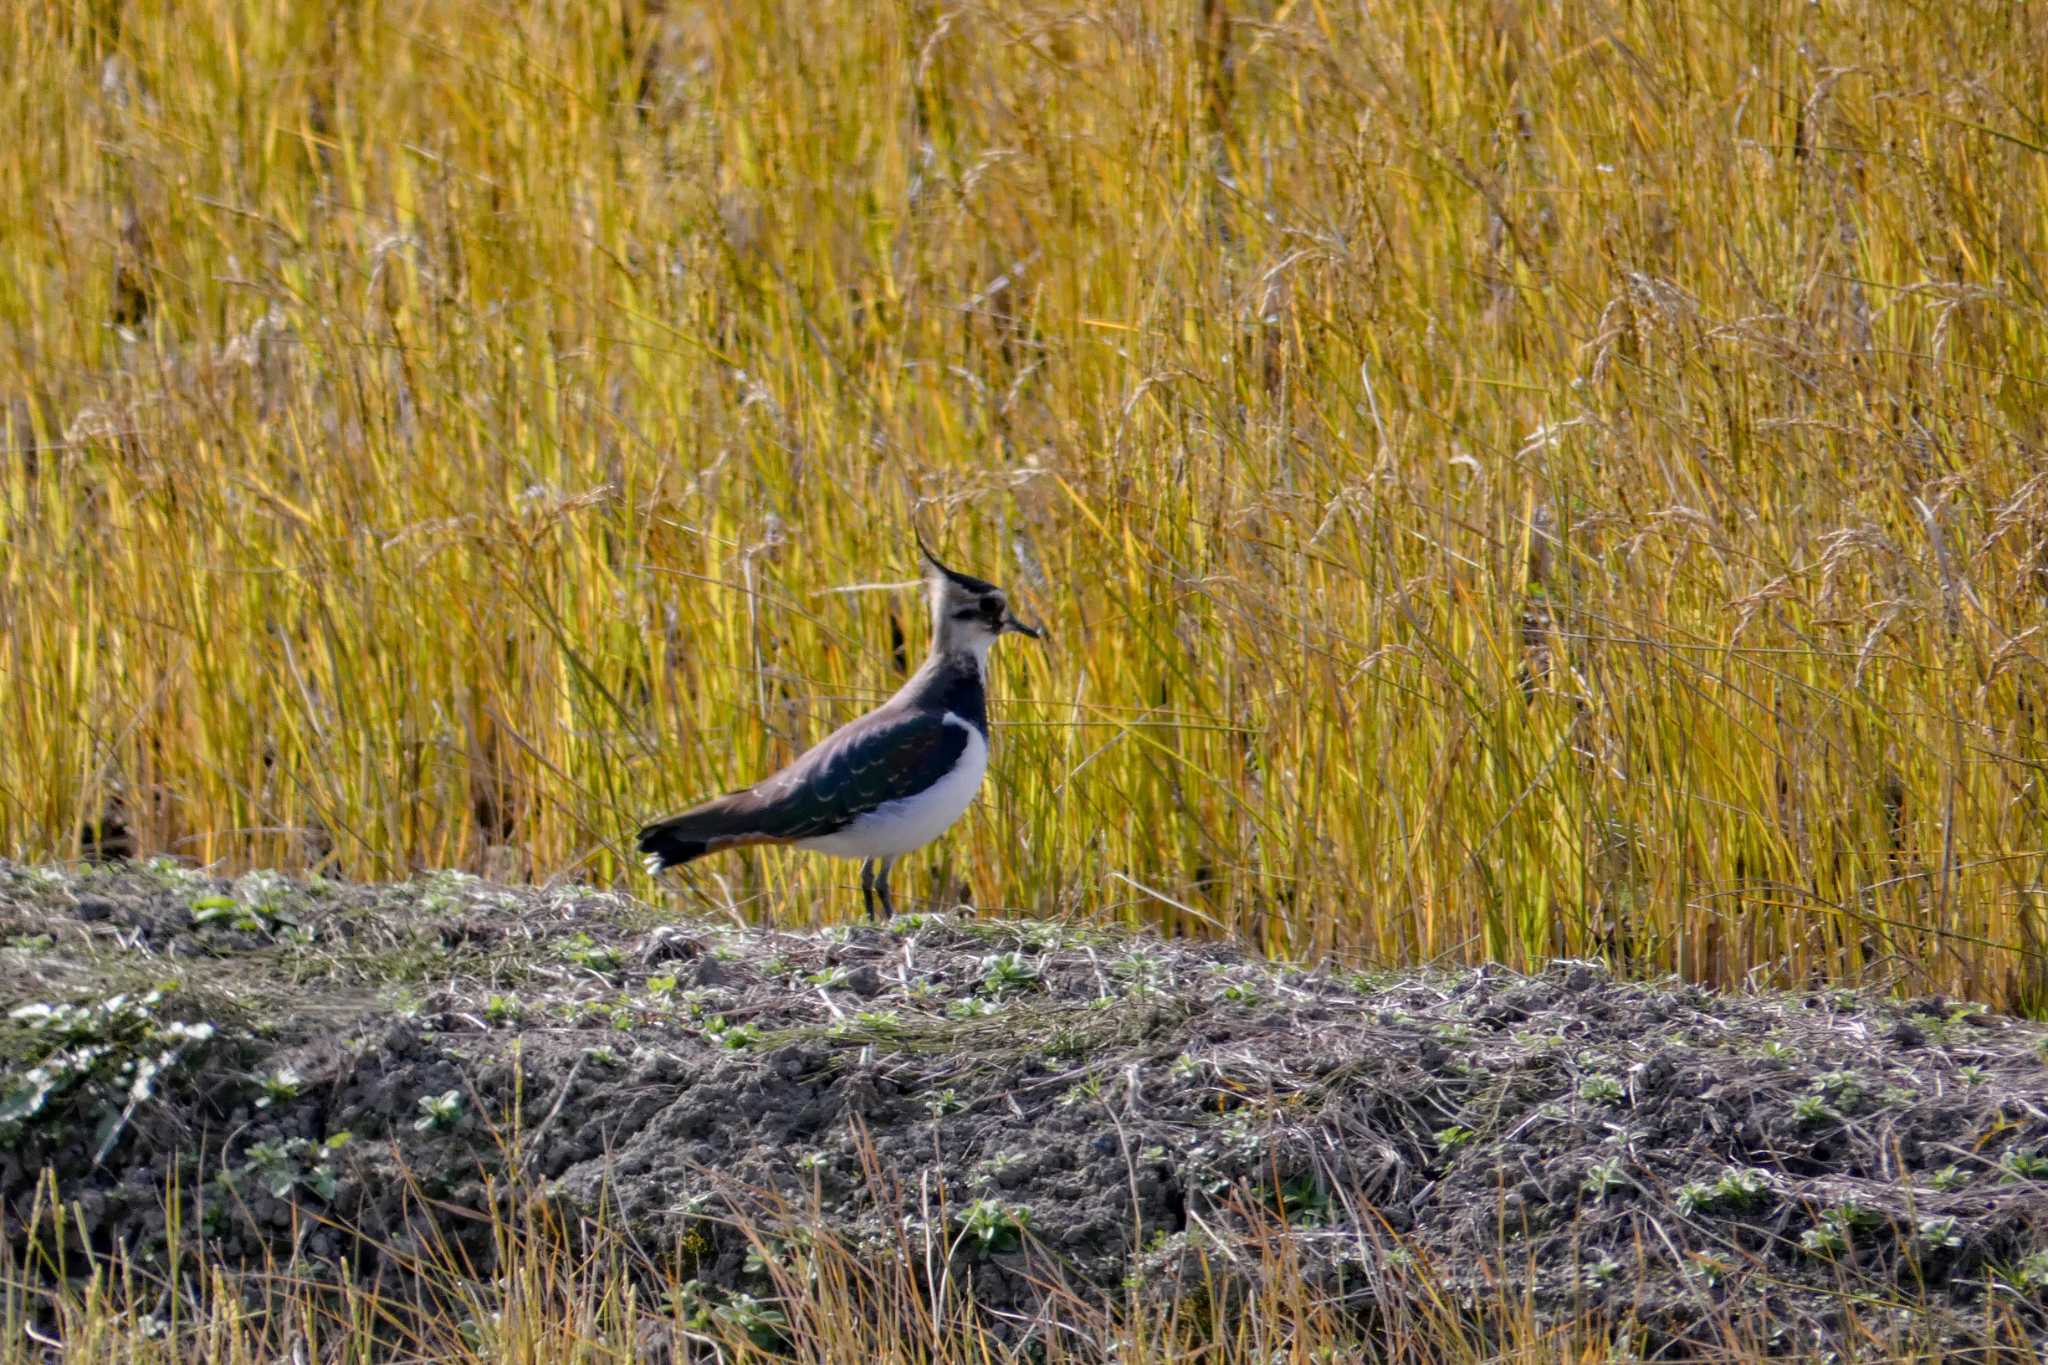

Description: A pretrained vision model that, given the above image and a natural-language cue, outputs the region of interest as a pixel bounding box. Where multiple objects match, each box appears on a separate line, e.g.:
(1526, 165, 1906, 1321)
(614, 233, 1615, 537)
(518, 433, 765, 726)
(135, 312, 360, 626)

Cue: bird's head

(918, 530, 1044, 663)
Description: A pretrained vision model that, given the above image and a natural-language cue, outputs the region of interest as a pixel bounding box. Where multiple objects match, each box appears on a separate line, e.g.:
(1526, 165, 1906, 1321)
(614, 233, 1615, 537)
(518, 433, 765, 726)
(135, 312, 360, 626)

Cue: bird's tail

(636, 795, 783, 875)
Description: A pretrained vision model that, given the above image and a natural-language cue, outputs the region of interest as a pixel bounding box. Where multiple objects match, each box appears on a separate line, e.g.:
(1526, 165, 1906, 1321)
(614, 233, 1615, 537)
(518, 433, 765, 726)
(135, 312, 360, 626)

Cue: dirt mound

(4, 860, 2047, 1354)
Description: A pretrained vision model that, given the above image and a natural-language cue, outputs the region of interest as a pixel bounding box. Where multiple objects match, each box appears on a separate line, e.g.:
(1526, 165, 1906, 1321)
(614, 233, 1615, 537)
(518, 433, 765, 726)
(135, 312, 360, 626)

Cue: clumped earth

(4, 859, 2048, 1355)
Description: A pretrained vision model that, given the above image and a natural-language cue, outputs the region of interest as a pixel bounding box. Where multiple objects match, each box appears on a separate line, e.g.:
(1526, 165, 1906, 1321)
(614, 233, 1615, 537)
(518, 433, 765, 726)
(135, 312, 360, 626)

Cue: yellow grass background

(3, 0, 2046, 1004)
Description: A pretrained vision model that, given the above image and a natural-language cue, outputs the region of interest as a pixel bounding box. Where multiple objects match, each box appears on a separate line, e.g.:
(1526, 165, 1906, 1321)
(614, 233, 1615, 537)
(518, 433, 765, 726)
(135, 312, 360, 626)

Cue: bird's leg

(859, 858, 876, 920)
(874, 856, 898, 919)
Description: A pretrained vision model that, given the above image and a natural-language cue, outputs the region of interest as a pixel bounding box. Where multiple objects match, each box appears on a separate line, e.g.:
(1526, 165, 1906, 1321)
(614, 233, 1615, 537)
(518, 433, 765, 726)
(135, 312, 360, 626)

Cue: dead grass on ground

(5, 863, 2048, 1359)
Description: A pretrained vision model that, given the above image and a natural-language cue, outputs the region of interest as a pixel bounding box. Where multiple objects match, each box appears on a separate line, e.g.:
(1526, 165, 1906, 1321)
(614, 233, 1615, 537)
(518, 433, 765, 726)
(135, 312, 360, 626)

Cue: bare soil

(4, 860, 2047, 1356)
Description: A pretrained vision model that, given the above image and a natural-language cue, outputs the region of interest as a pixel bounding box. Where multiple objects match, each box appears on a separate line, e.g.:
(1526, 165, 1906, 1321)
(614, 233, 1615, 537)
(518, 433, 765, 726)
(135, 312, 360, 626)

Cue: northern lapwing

(636, 535, 1043, 918)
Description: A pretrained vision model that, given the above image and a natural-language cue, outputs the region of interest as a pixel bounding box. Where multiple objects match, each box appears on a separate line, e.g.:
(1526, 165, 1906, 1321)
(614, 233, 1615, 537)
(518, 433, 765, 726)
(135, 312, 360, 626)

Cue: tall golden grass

(3, 0, 2046, 1004)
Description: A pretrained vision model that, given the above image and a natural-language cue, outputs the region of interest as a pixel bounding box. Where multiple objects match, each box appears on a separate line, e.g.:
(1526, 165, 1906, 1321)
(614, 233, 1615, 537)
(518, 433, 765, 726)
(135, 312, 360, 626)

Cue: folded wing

(637, 707, 969, 870)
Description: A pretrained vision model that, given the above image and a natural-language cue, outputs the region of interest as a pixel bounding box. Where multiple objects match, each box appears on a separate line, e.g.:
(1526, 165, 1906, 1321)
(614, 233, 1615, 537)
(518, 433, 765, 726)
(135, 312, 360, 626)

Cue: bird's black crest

(915, 528, 1000, 596)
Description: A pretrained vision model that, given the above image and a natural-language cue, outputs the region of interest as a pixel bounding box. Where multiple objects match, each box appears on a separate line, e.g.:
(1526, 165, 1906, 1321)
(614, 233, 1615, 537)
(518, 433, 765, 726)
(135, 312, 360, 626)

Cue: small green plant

(1578, 1073, 1624, 1104)
(704, 1016, 760, 1049)
(1676, 1167, 1772, 1217)
(2011, 1250, 2048, 1292)
(1914, 1004, 1989, 1046)
(946, 997, 996, 1020)
(1277, 1173, 1332, 1227)
(237, 1131, 351, 1200)
(484, 994, 523, 1024)
(1800, 1225, 1847, 1258)
(1221, 981, 1260, 1007)
(240, 1139, 295, 1195)
(558, 933, 620, 973)
(139, 857, 203, 888)
(1930, 1164, 1971, 1191)
(1822, 1201, 1880, 1233)
(256, 1066, 302, 1109)
(977, 952, 1040, 997)
(1582, 1157, 1629, 1201)
(1058, 1075, 1104, 1109)
(1040, 1025, 1087, 1062)
(670, 1281, 789, 1352)
(414, 1088, 465, 1131)
(1113, 952, 1165, 993)
(1433, 1125, 1475, 1151)
(1958, 1064, 1988, 1086)
(664, 1277, 712, 1325)
(191, 893, 300, 937)
(924, 1087, 962, 1118)
(1814, 1070, 1864, 1109)
(1909, 1013, 1951, 1043)
(743, 1231, 815, 1281)
(954, 1198, 1032, 1256)
(1002, 919, 1072, 952)
(1802, 1202, 1877, 1257)
(2000, 1148, 2048, 1181)
(1511, 1029, 1566, 1050)
(1917, 1217, 1963, 1251)
(1792, 1093, 1829, 1124)
(1687, 1252, 1731, 1288)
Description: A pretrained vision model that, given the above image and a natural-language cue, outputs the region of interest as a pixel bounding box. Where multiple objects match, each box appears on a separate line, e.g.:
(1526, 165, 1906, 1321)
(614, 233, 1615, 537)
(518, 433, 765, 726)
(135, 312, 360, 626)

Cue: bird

(636, 534, 1043, 918)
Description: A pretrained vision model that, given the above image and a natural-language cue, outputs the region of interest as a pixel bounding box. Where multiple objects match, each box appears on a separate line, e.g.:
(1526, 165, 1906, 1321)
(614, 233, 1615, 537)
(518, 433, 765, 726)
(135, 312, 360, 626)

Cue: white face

(929, 578, 1010, 659)
(917, 541, 1042, 661)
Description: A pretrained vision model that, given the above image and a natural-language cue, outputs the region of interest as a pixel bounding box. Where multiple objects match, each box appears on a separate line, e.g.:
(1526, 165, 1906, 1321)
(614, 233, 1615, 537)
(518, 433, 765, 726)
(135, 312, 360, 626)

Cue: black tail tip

(636, 823, 708, 875)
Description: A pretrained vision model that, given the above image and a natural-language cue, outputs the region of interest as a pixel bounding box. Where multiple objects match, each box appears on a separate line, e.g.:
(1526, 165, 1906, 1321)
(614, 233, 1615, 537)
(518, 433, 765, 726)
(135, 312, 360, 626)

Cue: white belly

(798, 715, 989, 860)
